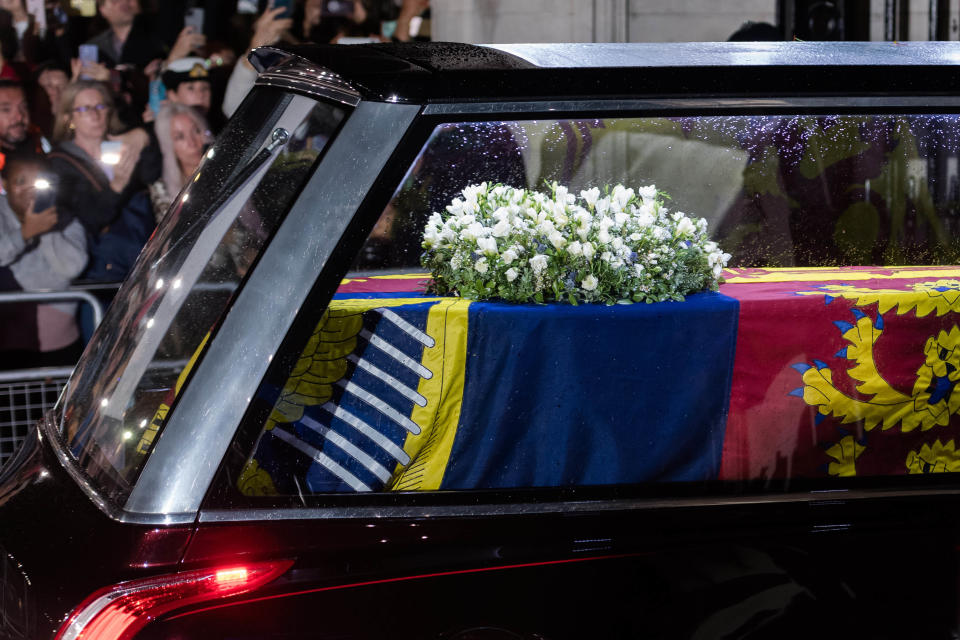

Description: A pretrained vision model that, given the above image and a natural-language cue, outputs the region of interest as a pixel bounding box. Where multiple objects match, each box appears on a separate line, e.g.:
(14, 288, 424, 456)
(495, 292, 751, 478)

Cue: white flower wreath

(421, 182, 731, 305)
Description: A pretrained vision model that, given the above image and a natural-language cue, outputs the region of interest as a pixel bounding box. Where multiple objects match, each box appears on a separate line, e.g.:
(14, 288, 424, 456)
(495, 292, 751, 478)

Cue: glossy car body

(3, 41, 960, 639)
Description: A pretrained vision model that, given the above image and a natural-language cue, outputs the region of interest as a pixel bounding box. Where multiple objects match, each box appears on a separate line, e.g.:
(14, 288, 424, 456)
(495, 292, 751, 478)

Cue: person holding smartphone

(46, 80, 149, 237)
(0, 151, 87, 369)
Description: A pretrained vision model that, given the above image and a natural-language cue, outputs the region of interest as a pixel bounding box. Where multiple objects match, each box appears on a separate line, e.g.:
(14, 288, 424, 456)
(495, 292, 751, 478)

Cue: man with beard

(0, 79, 47, 158)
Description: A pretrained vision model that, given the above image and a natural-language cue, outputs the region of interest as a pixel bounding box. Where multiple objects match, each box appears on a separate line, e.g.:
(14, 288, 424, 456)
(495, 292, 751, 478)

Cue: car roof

(265, 41, 960, 103)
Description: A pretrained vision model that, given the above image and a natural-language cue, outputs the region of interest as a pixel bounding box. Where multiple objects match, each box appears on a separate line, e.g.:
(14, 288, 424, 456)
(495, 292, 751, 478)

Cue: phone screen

(184, 7, 204, 31)
(33, 177, 55, 212)
(272, 0, 293, 18)
(100, 141, 123, 166)
(78, 44, 98, 63)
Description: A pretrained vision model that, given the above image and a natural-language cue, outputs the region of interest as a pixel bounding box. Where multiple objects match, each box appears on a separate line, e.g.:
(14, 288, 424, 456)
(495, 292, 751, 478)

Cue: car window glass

(57, 93, 346, 506)
(231, 113, 960, 500)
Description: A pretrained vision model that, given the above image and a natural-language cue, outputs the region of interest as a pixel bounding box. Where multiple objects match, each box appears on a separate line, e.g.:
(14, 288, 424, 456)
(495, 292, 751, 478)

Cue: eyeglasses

(73, 103, 108, 114)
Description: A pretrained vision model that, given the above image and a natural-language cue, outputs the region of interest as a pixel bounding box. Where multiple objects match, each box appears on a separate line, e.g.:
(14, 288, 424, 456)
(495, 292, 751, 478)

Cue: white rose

(638, 185, 657, 201)
(506, 267, 519, 282)
(460, 221, 485, 242)
(581, 274, 598, 291)
(567, 240, 583, 257)
(582, 242, 595, 259)
(548, 230, 566, 249)
(540, 219, 556, 235)
(552, 201, 569, 227)
(611, 185, 634, 210)
(529, 254, 549, 273)
(492, 219, 512, 238)
(601, 251, 613, 263)
(629, 232, 641, 242)
(477, 236, 498, 256)
(597, 229, 611, 245)
(462, 182, 487, 201)
(502, 248, 518, 264)
(580, 187, 600, 207)
(595, 197, 610, 216)
(475, 257, 489, 274)
(675, 217, 696, 238)
(611, 237, 624, 251)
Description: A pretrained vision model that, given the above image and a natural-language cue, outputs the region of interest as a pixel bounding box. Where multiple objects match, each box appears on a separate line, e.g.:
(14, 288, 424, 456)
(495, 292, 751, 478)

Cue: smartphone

(78, 44, 98, 64)
(100, 141, 123, 166)
(272, 0, 294, 18)
(184, 7, 204, 32)
(148, 78, 166, 116)
(322, 0, 353, 17)
(33, 176, 55, 212)
(77, 44, 98, 80)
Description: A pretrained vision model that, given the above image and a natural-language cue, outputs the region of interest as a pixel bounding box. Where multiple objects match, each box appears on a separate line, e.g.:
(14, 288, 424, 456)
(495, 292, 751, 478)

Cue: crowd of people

(0, 0, 430, 369)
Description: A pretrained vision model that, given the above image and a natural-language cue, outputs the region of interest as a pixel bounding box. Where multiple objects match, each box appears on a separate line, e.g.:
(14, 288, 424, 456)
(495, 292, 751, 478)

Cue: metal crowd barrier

(0, 289, 108, 467)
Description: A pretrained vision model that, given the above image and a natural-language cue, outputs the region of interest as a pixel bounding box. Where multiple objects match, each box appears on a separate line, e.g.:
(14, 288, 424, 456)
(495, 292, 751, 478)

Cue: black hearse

(4, 41, 960, 639)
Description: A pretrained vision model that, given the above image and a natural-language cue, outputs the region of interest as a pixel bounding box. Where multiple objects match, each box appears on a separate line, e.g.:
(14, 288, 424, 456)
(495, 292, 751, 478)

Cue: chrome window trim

(422, 96, 960, 116)
(198, 486, 960, 522)
(122, 101, 421, 520)
(251, 47, 361, 107)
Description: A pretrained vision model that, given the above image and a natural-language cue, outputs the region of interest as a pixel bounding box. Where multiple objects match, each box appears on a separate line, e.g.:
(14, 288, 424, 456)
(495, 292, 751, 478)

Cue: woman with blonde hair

(149, 101, 212, 221)
(48, 80, 151, 237)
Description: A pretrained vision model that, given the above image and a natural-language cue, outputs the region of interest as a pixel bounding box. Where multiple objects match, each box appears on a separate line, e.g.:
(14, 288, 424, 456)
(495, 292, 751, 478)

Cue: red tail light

(54, 559, 293, 640)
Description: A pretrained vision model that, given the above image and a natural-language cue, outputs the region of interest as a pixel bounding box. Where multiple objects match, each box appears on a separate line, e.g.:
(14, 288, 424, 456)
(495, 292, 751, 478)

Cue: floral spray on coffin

(421, 182, 731, 304)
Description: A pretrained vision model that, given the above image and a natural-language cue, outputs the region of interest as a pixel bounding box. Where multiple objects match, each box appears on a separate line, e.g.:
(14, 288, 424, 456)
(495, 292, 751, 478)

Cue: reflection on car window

(235, 113, 960, 499)
(58, 93, 345, 505)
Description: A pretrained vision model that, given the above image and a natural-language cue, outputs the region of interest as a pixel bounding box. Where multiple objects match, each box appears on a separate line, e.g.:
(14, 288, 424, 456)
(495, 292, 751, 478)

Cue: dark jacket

(84, 15, 167, 69)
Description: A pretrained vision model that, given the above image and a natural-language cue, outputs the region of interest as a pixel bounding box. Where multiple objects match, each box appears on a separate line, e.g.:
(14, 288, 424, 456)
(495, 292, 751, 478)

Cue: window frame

(200, 95, 960, 521)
